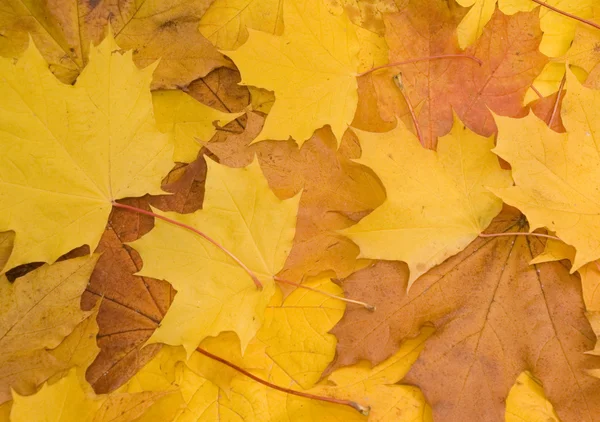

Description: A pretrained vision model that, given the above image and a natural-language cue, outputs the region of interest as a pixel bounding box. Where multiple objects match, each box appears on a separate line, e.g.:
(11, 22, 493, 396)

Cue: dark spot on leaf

(88, 0, 101, 9)
(159, 20, 178, 31)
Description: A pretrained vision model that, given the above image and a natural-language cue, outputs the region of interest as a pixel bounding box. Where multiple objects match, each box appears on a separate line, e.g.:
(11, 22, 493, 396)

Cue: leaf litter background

(2, 0, 600, 420)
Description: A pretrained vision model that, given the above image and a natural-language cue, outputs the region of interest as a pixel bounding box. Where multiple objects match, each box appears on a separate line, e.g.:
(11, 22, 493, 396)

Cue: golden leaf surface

(153, 90, 243, 162)
(0, 256, 98, 404)
(0, 32, 173, 272)
(342, 116, 511, 288)
(130, 158, 299, 355)
(10, 369, 170, 422)
(491, 68, 600, 272)
(224, 0, 360, 145)
(119, 277, 432, 421)
(199, 0, 284, 50)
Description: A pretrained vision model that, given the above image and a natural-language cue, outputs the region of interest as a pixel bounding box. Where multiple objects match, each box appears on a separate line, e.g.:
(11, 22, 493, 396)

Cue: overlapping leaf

(0, 32, 173, 272)
(10, 369, 171, 422)
(0, 256, 98, 404)
(491, 68, 600, 271)
(199, 0, 285, 50)
(457, 0, 594, 56)
(342, 116, 511, 288)
(0, 0, 230, 88)
(224, 0, 360, 145)
(375, 1, 547, 148)
(208, 112, 385, 281)
(119, 278, 432, 421)
(332, 208, 600, 421)
(153, 90, 243, 163)
(130, 159, 300, 355)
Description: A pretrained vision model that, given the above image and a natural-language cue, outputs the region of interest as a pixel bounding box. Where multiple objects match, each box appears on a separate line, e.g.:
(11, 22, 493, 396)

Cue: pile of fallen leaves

(2, 0, 600, 420)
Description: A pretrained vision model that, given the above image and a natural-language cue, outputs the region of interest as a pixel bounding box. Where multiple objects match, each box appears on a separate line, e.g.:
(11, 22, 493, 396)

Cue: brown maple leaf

(0, 0, 231, 88)
(373, 1, 547, 148)
(81, 158, 208, 393)
(331, 207, 600, 421)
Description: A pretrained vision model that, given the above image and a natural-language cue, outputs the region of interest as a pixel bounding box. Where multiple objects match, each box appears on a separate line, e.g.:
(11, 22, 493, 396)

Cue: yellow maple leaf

(0, 256, 98, 404)
(457, 0, 594, 56)
(199, 0, 285, 50)
(491, 68, 600, 272)
(505, 372, 561, 422)
(224, 0, 360, 145)
(563, 6, 600, 73)
(0, 32, 173, 272)
(342, 116, 512, 288)
(153, 90, 244, 163)
(257, 277, 345, 389)
(120, 277, 432, 421)
(129, 158, 299, 355)
(9, 369, 170, 422)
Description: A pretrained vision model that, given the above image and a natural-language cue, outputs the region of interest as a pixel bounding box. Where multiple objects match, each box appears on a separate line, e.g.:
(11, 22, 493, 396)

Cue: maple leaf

(0, 256, 98, 404)
(457, 0, 594, 56)
(199, 0, 285, 50)
(153, 89, 243, 163)
(491, 68, 600, 272)
(2, 0, 600, 419)
(9, 369, 171, 422)
(78, 157, 210, 393)
(81, 198, 174, 394)
(375, 2, 547, 148)
(341, 115, 511, 288)
(0, 32, 173, 272)
(224, 0, 360, 145)
(563, 6, 600, 74)
(129, 158, 300, 355)
(0, 0, 230, 88)
(82, 159, 210, 393)
(332, 208, 600, 421)
(208, 112, 386, 281)
(119, 277, 432, 421)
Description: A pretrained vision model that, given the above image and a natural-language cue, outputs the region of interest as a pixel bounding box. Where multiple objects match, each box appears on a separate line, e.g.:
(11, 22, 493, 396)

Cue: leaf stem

(531, 0, 600, 31)
(111, 201, 263, 290)
(548, 73, 566, 128)
(393, 74, 425, 147)
(356, 54, 482, 77)
(274, 276, 376, 311)
(195, 346, 370, 415)
(530, 85, 543, 98)
(479, 232, 560, 240)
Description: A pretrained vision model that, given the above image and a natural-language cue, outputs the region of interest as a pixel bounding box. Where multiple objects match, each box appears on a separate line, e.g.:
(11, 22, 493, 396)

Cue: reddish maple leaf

(374, 1, 547, 148)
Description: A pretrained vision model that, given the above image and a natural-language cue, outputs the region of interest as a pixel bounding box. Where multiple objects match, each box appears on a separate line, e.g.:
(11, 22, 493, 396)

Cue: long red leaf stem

(548, 74, 566, 128)
(356, 54, 482, 77)
(196, 346, 370, 415)
(531, 0, 600, 31)
(393, 74, 424, 147)
(111, 201, 263, 289)
(479, 232, 560, 240)
(274, 276, 376, 311)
